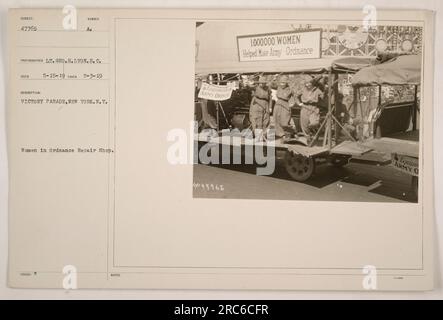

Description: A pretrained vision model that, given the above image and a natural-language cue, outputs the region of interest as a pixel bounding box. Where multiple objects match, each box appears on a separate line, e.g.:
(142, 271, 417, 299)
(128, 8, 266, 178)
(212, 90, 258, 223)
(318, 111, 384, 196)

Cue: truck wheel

(284, 151, 315, 182)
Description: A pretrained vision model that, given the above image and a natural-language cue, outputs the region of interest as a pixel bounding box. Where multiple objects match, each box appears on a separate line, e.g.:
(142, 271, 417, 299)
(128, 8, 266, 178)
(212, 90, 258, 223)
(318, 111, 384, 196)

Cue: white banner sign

(237, 29, 322, 62)
(198, 83, 233, 101)
(391, 153, 419, 177)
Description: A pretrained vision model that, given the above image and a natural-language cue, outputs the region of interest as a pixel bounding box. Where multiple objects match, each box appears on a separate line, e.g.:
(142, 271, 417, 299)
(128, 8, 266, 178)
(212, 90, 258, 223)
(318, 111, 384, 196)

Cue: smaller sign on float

(391, 153, 419, 177)
(198, 83, 233, 101)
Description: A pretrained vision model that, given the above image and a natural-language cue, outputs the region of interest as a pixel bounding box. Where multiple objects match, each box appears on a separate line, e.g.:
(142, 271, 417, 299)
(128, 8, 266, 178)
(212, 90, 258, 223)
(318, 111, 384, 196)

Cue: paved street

(193, 160, 418, 203)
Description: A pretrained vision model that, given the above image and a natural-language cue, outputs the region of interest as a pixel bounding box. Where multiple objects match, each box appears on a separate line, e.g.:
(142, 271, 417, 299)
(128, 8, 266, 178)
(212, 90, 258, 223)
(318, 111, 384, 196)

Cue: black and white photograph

(194, 21, 422, 203)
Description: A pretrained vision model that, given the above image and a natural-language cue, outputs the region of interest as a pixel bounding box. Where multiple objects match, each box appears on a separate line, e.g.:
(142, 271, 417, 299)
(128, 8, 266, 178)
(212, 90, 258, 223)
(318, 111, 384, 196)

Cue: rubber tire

(284, 151, 315, 182)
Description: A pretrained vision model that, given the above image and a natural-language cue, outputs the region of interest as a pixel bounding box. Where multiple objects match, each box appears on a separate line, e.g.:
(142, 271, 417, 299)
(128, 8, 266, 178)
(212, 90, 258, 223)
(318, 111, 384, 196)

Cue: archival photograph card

(7, 8, 435, 290)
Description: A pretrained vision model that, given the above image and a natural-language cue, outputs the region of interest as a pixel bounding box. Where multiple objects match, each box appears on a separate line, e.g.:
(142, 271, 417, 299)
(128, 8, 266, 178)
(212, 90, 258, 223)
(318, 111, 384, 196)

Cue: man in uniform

(249, 75, 270, 139)
(273, 74, 293, 138)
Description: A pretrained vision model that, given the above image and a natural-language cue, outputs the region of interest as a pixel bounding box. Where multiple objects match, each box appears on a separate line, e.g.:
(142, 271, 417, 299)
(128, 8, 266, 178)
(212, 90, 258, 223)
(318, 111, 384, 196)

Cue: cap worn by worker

(279, 75, 289, 83)
(303, 75, 313, 85)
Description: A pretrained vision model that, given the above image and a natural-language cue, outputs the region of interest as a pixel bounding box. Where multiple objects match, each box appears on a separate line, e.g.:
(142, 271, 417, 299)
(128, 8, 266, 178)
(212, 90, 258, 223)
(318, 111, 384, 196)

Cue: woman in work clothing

(298, 76, 326, 137)
(273, 74, 293, 139)
(249, 75, 270, 138)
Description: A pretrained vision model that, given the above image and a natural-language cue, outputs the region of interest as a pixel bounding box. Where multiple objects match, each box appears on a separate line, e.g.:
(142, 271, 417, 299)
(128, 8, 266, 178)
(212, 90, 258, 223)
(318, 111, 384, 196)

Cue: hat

(258, 75, 266, 83)
(279, 74, 289, 83)
(303, 75, 314, 86)
(304, 75, 323, 87)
